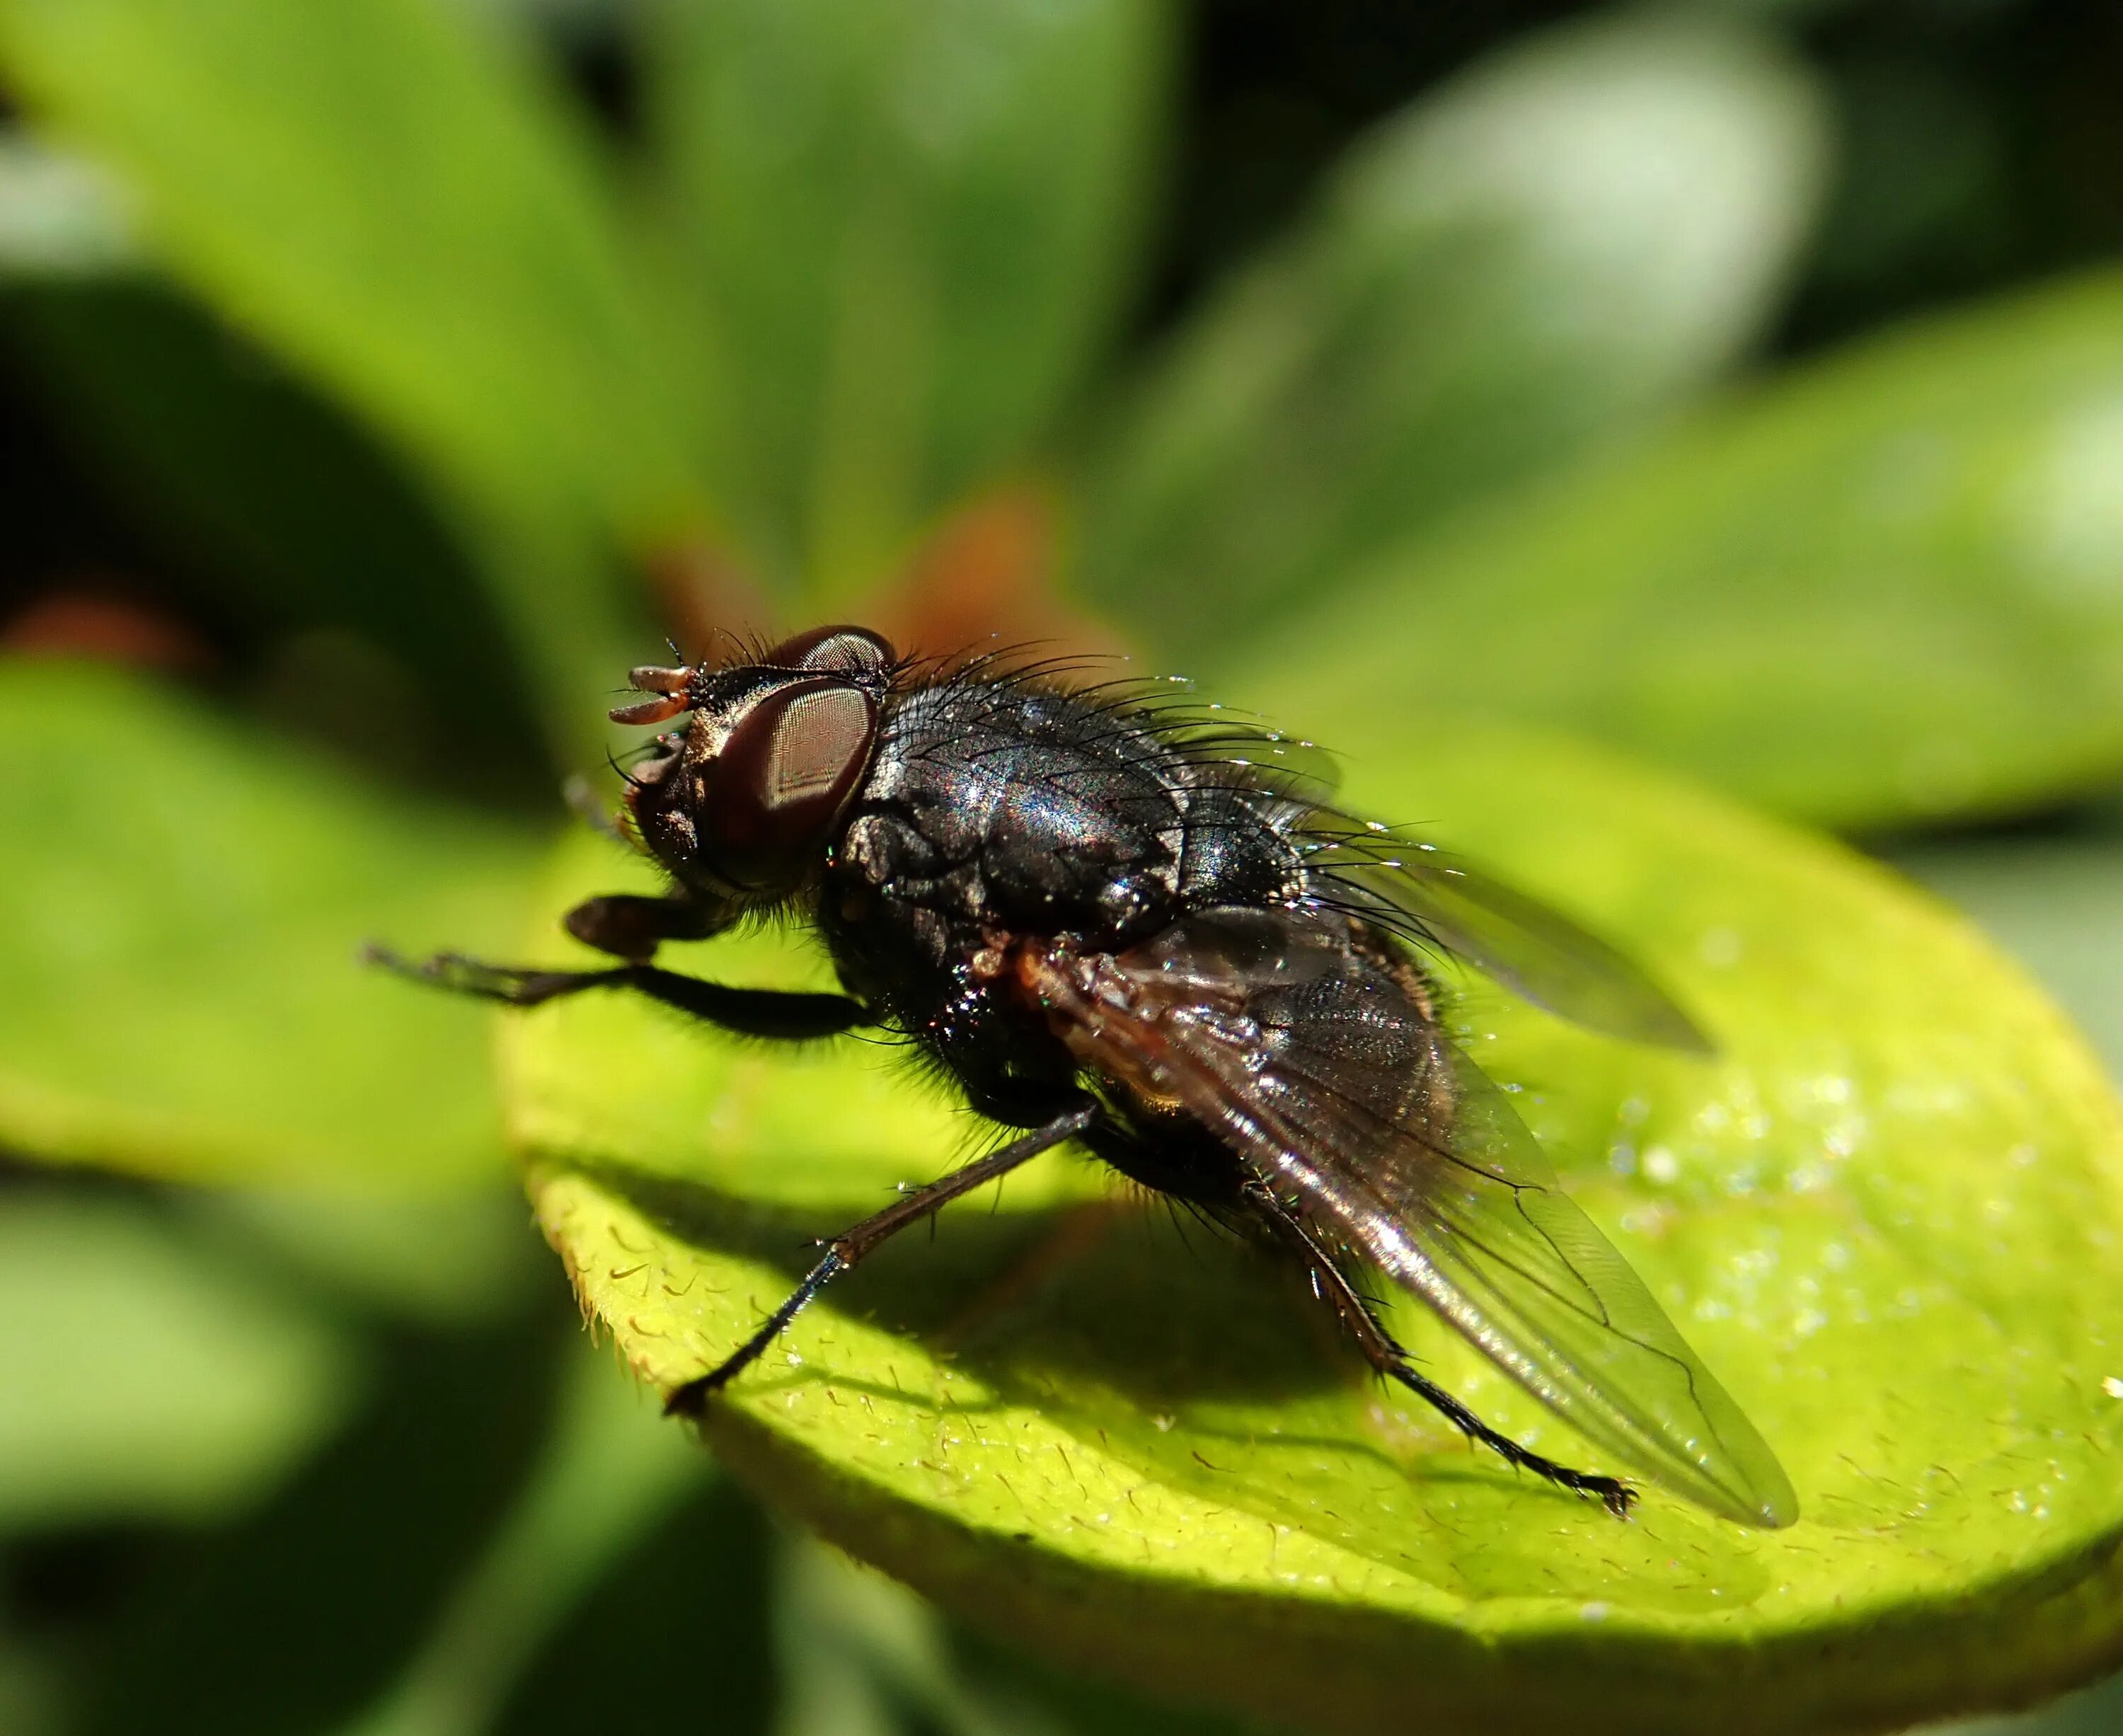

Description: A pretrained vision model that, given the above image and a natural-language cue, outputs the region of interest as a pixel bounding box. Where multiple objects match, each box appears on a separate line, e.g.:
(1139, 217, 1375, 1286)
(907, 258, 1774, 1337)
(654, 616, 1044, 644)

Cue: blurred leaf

(1076, 9, 1828, 653)
(1894, 824, 2123, 1079)
(1935, 1664, 2123, 1736)
(497, 722, 2123, 1733)
(2, 281, 549, 792)
(0, 1630, 61, 1736)
(445, 0, 635, 35)
(648, 0, 1173, 600)
(0, 0, 699, 742)
(773, 1537, 1062, 1736)
(1227, 270, 2123, 832)
(200, 1187, 541, 1327)
(0, 658, 542, 1190)
(75, 1301, 559, 1736)
(338, 1344, 703, 1736)
(943, 1619, 1263, 1736)
(0, 1192, 355, 1530)
(492, 1435, 778, 1736)
(0, 134, 133, 275)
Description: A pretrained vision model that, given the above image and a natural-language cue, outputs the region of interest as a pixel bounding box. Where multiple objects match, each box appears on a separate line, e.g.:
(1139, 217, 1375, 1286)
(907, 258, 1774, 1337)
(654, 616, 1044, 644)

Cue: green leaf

(73, 1297, 563, 1735)
(0, 0, 698, 739)
(497, 723, 2123, 1732)
(489, 1430, 780, 1736)
(771, 1536, 1062, 1736)
(203, 1186, 541, 1327)
(0, 1192, 355, 1530)
(647, 0, 1173, 600)
(0, 658, 543, 1190)
(0, 132, 133, 275)
(1222, 270, 2123, 833)
(4, 280, 548, 787)
(1074, 9, 1827, 655)
(1944, 1666, 2123, 1736)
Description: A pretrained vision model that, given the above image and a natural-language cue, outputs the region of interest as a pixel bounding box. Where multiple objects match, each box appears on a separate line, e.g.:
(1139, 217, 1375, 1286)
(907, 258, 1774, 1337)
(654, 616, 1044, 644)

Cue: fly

(374, 625, 1797, 1528)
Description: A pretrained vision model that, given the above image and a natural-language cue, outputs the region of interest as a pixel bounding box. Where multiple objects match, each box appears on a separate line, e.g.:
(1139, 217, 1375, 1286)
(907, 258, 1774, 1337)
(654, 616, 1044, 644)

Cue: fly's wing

(1045, 911, 1795, 1528)
(1341, 1032, 1797, 1528)
(1301, 815, 1711, 1053)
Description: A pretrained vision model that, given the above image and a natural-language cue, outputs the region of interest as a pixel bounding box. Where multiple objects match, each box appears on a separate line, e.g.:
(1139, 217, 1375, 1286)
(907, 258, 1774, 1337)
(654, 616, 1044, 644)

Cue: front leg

(562, 890, 732, 962)
(366, 946, 870, 1041)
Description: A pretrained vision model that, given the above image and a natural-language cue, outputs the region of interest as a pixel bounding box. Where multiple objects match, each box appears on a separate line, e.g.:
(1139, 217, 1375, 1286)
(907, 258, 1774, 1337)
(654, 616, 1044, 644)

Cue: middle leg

(664, 1099, 1099, 1418)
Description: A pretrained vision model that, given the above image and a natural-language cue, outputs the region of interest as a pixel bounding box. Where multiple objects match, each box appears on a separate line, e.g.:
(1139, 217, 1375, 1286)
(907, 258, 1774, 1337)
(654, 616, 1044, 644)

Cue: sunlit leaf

(1076, 9, 1827, 654)
(0, 1192, 355, 1530)
(0, 0, 698, 742)
(0, 132, 132, 275)
(0, 659, 543, 1190)
(1224, 270, 2123, 832)
(495, 718, 2123, 1733)
(647, 0, 1173, 601)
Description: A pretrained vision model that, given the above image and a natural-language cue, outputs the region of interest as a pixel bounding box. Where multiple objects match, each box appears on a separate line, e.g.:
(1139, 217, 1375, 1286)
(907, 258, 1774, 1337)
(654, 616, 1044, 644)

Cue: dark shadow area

(558, 1153, 1779, 1610)
(62, 1301, 568, 1736)
(569, 1156, 1359, 1412)
(500, 1474, 779, 1736)
(0, 282, 555, 810)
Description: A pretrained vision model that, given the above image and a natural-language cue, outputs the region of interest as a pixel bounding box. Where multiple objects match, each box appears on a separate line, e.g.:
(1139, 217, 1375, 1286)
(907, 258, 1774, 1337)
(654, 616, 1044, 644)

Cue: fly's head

(610, 625, 894, 905)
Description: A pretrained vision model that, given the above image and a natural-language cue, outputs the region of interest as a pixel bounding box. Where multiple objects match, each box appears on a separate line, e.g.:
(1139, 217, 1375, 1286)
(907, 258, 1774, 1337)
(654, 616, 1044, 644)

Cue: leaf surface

(0, 660, 541, 1190)
(500, 716, 2123, 1734)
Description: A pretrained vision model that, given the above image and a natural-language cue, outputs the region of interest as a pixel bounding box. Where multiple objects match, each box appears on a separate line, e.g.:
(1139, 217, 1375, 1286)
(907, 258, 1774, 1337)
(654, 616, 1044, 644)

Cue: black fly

(375, 626, 1797, 1528)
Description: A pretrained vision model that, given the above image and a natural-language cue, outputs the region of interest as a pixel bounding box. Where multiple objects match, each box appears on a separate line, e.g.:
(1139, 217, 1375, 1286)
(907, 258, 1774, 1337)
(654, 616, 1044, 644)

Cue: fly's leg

(560, 891, 730, 962)
(664, 1101, 1099, 1420)
(365, 945, 868, 1040)
(1255, 1195, 1635, 1519)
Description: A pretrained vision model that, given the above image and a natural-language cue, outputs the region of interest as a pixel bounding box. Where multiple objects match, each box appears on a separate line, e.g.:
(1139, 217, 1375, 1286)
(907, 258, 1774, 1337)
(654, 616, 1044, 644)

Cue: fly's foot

(1474, 1425, 1637, 1519)
(362, 945, 596, 1007)
(662, 1375, 715, 1422)
(1580, 1473, 1638, 1520)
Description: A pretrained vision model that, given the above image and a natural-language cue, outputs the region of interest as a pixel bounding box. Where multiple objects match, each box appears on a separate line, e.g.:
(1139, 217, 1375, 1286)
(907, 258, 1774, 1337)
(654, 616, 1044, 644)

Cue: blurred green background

(4, 1, 2123, 1732)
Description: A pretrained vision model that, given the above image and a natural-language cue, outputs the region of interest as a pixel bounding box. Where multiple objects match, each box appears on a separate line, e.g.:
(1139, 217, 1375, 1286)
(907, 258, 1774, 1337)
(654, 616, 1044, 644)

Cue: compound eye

(765, 624, 894, 679)
(710, 678, 878, 885)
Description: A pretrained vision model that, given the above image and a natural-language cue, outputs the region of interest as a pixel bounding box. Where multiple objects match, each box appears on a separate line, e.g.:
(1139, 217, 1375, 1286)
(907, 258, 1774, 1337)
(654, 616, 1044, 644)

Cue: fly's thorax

(1172, 777, 1311, 911)
(848, 679, 1197, 944)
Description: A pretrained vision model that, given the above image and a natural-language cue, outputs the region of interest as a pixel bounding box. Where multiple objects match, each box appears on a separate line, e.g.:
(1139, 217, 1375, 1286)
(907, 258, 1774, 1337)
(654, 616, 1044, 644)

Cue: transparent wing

(1059, 912, 1793, 1527)
(1310, 1033, 1796, 1529)
(1301, 814, 1711, 1052)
